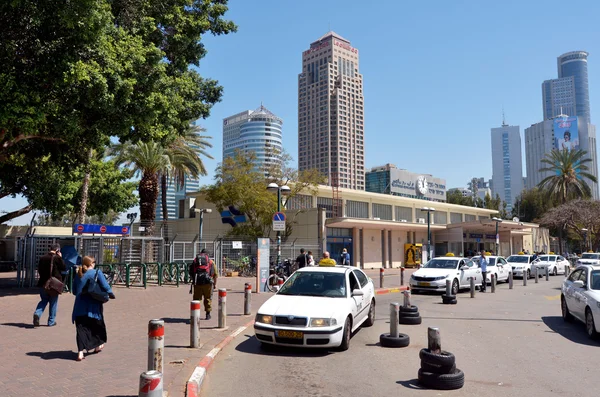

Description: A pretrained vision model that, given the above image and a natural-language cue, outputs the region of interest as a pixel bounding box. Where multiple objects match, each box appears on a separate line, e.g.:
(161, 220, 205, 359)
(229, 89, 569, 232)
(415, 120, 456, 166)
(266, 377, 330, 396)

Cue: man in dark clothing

(33, 243, 66, 327)
(295, 248, 308, 269)
(189, 249, 218, 320)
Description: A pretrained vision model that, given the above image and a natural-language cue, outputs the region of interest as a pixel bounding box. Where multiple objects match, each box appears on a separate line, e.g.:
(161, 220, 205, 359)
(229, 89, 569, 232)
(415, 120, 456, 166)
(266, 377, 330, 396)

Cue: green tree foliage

(202, 150, 325, 239)
(446, 190, 475, 207)
(511, 188, 553, 223)
(538, 148, 597, 204)
(540, 199, 600, 251)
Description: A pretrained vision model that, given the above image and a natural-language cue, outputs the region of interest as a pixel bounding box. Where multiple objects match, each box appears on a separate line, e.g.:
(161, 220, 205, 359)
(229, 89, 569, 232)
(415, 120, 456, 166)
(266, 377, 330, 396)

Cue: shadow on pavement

(424, 316, 542, 323)
(1, 322, 35, 329)
(0, 286, 41, 297)
(396, 379, 423, 390)
(235, 335, 333, 357)
(542, 316, 600, 347)
(27, 350, 75, 361)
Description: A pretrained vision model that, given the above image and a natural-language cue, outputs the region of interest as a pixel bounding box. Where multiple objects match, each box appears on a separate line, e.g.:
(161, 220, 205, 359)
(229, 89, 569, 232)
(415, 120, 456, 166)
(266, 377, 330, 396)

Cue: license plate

(418, 282, 431, 286)
(276, 330, 304, 339)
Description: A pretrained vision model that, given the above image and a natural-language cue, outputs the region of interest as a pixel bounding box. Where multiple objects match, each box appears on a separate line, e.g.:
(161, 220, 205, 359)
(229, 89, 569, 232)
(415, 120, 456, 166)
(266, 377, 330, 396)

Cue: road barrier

(509, 271, 513, 289)
(244, 283, 252, 315)
(491, 274, 496, 293)
(418, 327, 464, 390)
(138, 370, 163, 397)
(380, 268, 384, 289)
(190, 301, 200, 348)
(403, 290, 412, 308)
(400, 267, 405, 286)
(218, 289, 227, 328)
(535, 267, 539, 283)
(469, 277, 475, 298)
(390, 302, 399, 338)
(445, 279, 452, 296)
(565, 266, 570, 277)
(523, 272, 527, 286)
(545, 267, 549, 281)
(148, 319, 164, 373)
(379, 302, 411, 347)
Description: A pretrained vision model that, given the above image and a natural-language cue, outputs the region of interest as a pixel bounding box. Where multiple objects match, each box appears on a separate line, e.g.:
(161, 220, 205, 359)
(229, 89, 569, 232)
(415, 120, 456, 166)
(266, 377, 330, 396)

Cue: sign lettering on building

(388, 169, 447, 201)
(334, 40, 358, 53)
(303, 41, 330, 56)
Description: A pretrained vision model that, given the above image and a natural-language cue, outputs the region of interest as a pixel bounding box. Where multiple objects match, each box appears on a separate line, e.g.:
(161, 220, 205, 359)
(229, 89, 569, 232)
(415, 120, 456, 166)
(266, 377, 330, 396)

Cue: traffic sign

(273, 212, 286, 231)
(76, 225, 84, 233)
(100, 225, 107, 233)
(476, 238, 481, 243)
(122, 226, 129, 234)
(273, 212, 286, 221)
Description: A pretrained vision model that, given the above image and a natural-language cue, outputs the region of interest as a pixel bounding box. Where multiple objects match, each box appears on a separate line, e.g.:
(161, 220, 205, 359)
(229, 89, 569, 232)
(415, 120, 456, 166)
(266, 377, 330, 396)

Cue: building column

(388, 230, 393, 268)
(359, 228, 364, 269)
(381, 229, 386, 268)
(352, 227, 359, 267)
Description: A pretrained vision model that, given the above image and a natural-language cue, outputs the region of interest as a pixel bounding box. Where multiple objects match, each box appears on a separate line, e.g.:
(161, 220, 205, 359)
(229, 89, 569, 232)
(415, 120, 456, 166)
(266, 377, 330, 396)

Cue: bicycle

(264, 259, 293, 292)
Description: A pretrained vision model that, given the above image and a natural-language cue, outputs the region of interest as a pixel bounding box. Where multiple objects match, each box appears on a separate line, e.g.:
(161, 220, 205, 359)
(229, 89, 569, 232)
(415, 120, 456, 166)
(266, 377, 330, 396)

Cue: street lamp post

(194, 208, 213, 252)
(420, 207, 436, 262)
(267, 183, 291, 265)
(492, 217, 503, 255)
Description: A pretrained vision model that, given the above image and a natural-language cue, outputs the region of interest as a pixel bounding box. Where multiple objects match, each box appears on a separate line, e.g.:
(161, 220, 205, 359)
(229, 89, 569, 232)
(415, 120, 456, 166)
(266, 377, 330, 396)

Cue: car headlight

(434, 276, 448, 281)
(255, 314, 273, 324)
(310, 318, 337, 327)
(410, 274, 416, 280)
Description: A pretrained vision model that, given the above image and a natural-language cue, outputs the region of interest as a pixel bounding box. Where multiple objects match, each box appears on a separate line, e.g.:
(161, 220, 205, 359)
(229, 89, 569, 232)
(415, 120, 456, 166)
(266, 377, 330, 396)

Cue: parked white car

(531, 255, 570, 276)
(467, 256, 512, 283)
(410, 257, 483, 295)
(576, 253, 600, 266)
(561, 265, 600, 339)
(254, 266, 375, 350)
(506, 255, 535, 278)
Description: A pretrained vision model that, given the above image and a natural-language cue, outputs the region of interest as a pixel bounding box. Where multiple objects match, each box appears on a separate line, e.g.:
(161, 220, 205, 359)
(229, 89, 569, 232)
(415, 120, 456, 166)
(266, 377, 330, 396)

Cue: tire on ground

(421, 360, 457, 374)
(399, 316, 422, 325)
(399, 305, 419, 313)
(419, 348, 456, 367)
(418, 368, 465, 390)
(379, 333, 410, 348)
(399, 311, 420, 318)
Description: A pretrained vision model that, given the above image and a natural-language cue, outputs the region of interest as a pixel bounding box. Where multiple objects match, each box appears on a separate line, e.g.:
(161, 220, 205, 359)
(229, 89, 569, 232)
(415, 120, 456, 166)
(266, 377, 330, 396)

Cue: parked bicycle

(264, 258, 293, 292)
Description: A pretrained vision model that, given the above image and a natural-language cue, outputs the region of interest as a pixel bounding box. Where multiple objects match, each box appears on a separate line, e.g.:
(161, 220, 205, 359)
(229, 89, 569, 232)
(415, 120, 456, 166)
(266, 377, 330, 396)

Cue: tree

(511, 188, 553, 223)
(540, 200, 600, 251)
(446, 190, 475, 207)
(202, 150, 325, 239)
(538, 148, 597, 204)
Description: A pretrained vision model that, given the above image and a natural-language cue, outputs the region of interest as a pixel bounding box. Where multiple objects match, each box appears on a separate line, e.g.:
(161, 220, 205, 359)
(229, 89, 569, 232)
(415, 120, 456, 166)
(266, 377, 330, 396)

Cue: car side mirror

(351, 289, 364, 297)
(460, 266, 468, 271)
(573, 280, 585, 288)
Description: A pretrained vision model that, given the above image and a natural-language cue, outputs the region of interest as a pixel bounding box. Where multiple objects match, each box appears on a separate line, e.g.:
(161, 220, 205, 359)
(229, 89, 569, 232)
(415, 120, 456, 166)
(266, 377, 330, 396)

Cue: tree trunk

(78, 148, 94, 224)
(139, 171, 159, 236)
(160, 173, 170, 243)
(0, 204, 33, 224)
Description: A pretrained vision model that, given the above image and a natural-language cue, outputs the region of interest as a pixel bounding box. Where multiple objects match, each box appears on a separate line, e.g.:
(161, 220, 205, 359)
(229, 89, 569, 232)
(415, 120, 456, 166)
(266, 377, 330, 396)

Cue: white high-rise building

(298, 31, 365, 190)
(491, 123, 523, 212)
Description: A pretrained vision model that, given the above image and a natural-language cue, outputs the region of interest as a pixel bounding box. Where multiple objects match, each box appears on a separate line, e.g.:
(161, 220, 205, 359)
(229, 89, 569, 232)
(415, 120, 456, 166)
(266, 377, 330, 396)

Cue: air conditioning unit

(418, 218, 426, 224)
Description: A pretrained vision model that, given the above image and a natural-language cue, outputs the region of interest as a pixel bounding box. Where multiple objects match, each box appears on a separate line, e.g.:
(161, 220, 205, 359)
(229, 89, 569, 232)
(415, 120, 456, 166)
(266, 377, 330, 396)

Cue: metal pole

(545, 266, 549, 281)
(190, 301, 200, 348)
(491, 273, 496, 293)
(400, 267, 405, 286)
(402, 290, 412, 308)
(470, 277, 475, 298)
(276, 188, 281, 266)
(244, 283, 252, 315)
(427, 327, 441, 354)
(198, 212, 204, 252)
(389, 302, 399, 338)
(427, 211, 431, 262)
(523, 271, 527, 286)
(509, 271, 513, 289)
(445, 279, 452, 296)
(148, 319, 164, 373)
(565, 266, 570, 277)
(380, 268, 384, 289)
(535, 267, 539, 283)
(218, 288, 227, 328)
(495, 221, 499, 256)
(138, 370, 163, 397)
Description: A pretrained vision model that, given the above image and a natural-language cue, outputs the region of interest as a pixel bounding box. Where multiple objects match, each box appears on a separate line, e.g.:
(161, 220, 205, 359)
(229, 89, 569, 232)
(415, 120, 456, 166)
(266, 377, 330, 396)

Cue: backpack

(192, 254, 212, 285)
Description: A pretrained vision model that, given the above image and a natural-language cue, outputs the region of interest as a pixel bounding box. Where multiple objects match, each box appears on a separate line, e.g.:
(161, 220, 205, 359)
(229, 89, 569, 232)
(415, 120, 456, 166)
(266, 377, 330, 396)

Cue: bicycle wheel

(264, 274, 278, 292)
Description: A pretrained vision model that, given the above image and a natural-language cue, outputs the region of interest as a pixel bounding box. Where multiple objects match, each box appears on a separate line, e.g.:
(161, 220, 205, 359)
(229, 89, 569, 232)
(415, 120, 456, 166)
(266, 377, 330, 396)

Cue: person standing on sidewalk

(479, 251, 488, 293)
(33, 243, 66, 327)
(190, 249, 218, 320)
(318, 251, 337, 266)
(295, 248, 308, 269)
(340, 248, 351, 266)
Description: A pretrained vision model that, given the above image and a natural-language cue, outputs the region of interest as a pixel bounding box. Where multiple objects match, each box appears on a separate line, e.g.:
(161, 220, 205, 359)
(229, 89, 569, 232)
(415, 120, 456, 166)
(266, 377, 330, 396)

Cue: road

(202, 276, 599, 397)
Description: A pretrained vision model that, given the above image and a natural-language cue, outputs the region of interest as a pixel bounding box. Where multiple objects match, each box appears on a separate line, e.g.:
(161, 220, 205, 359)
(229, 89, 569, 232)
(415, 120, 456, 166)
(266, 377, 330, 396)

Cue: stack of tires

(399, 305, 422, 325)
(441, 294, 457, 304)
(418, 349, 464, 390)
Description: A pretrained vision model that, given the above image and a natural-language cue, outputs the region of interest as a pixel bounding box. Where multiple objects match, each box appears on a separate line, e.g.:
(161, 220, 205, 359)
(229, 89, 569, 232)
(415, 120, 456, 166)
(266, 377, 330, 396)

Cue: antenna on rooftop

(502, 106, 507, 127)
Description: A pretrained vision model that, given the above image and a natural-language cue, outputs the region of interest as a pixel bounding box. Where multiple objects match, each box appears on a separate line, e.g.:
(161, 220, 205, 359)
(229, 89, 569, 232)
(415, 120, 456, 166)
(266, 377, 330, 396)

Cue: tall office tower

(542, 76, 576, 120)
(558, 51, 590, 123)
(298, 32, 365, 190)
(155, 176, 200, 220)
(524, 119, 555, 191)
(491, 123, 523, 212)
(222, 105, 283, 176)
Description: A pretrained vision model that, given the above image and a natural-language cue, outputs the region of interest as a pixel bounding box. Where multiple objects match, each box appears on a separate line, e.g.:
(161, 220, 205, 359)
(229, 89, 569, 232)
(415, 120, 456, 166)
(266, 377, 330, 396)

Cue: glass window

(353, 269, 368, 288)
(349, 272, 360, 292)
(278, 271, 346, 298)
(567, 269, 583, 282)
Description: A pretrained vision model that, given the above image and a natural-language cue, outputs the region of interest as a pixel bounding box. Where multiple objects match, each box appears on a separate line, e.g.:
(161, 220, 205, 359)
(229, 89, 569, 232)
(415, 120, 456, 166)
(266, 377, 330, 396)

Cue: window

(353, 270, 368, 288)
(372, 203, 392, 220)
(349, 272, 360, 292)
(567, 269, 583, 282)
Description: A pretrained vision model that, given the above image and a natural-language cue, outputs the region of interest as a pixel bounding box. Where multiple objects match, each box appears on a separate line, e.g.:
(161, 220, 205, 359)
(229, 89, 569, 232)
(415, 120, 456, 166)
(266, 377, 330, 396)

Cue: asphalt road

(202, 276, 599, 397)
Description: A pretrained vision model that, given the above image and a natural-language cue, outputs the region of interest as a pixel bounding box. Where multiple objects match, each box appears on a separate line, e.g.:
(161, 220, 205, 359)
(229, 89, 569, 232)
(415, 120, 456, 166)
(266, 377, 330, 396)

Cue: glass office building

(558, 51, 590, 122)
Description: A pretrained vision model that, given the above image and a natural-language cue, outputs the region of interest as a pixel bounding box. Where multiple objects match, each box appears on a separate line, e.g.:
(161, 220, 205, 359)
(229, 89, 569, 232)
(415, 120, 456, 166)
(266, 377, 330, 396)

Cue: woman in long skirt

(72, 256, 115, 361)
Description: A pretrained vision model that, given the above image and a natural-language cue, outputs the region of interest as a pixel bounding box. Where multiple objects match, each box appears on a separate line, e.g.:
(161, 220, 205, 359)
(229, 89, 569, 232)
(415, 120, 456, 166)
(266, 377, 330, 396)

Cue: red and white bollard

(148, 319, 164, 373)
(244, 283, 252, 315)
(190, 300, 200, 348)
(139, 370, 163, 397)
(277, 277, 284, 291)
(218, 288, 227, 328)
(380, 268, 384, 289)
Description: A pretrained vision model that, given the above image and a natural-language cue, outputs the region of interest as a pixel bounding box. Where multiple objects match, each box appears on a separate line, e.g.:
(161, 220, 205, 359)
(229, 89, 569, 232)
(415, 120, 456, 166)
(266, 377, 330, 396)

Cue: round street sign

(76, 225, 84, 233)
(100, 225, 107, 233)
(122, 227, 129, 234)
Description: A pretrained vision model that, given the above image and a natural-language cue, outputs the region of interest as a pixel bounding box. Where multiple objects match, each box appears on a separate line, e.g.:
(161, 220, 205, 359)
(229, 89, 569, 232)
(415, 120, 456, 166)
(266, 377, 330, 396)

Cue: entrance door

(326, 236, 353, 265)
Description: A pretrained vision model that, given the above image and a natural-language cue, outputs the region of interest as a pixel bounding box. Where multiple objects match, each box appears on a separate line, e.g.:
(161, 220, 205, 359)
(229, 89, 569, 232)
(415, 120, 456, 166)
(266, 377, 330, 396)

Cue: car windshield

(277, 271, 346, 298)
(591, 270, 600, 290)
(423, 259, 459, 269)
(507, 256, 529, 263)
(538, 256, 552, 262)
(582, 253, 600, 260)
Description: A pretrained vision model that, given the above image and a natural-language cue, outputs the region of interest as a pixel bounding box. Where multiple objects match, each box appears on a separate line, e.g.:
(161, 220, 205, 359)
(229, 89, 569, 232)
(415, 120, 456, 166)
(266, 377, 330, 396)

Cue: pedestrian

(33, 243, 66, 327)
(295, 248, 309, 269)
(318, 251, 337, 266)
(72, 256, 115, 361)
(307, 250, 315, 266)
(479, 251, 488, 292)
(189, 249, 218, 320)
(340, 248, 351, 266)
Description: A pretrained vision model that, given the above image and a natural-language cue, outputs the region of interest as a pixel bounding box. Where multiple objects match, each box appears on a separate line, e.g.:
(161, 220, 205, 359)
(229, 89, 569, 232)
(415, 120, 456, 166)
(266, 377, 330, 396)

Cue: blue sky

(4, 0, 600, 225)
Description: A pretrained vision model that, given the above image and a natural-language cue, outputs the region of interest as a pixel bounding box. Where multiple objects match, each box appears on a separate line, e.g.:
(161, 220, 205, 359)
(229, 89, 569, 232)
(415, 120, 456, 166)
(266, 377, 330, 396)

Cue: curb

(375, 286, 409, 295)
(185, 319, 254, 397)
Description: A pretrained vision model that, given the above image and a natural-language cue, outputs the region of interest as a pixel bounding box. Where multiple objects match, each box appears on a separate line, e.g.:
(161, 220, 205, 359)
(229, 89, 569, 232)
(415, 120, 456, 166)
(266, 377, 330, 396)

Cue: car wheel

(586, 308, 599, 339)
(363, 299, 375, 327)
(451, 279, 459, 295)
(561, 295, 573, 322)
(553, 267, 558, 276)
(338, 316, 352, 351)
(527, 269, 531, 279)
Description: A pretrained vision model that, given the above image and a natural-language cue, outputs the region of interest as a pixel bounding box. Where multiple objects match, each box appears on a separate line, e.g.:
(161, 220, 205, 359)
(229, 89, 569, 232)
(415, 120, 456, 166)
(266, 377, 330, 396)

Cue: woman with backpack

(190, 249, 218, 320)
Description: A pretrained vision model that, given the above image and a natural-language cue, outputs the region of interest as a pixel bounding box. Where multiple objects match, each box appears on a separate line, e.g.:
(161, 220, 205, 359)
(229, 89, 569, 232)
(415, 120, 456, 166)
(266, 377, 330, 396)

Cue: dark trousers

(481, 271, 487, 291)
(193, 284, 213, 313)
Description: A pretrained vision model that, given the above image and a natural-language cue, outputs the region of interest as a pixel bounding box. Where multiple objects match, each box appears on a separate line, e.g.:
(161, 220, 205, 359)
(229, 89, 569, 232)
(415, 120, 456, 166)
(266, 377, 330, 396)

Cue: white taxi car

(409, 257, 483, 295)
(467, 256, 512, 283)
(531, 255, 570, 276)
(254, 266, 375, 351)
(561, 265, 600, 339)
(506, 255, 535, 278)
(577, 252, 600, 266)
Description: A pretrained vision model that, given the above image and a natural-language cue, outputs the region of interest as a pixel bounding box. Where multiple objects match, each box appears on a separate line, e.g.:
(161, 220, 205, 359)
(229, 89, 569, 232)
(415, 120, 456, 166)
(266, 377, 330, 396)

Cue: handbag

(83, 270, 109, 303)
(44, 255, 64, 297)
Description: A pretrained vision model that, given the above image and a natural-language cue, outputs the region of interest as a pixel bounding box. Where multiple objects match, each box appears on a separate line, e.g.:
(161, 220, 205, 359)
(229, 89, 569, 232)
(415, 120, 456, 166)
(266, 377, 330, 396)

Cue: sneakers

(205, 312, 211, 320)
(33, 314, 40, 327)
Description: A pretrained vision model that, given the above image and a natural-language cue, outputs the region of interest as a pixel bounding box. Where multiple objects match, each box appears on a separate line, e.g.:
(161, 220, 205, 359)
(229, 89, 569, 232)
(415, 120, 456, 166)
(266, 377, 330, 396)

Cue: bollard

(244, 283, 252, 315)
(190, 301, 200, 348)
(565, 266, 570, 277)
(427, 327, 441, 354)
(389, 302, 400, 338)
(470, 277, 475, 298)
(148, 319, 164, 373)
(277, 277, 284, 291)
(545, 266, 549, 281)
(509, 271, 513, 289)
(380, 268, 384, 289)
(535, 267, 539, 283)
(139, 370, 163, 397)
(523, 270, 527, 286)
(491, 274, 496, 293)
(218, 288, 227, 328)
(402, 290, 412, 308)
(400, 267, 405, 286)
(445, 279, 452, 296)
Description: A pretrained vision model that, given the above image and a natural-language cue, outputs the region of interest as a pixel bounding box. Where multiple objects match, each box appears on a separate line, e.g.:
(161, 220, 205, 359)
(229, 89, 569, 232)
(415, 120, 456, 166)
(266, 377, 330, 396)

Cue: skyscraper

(222, 105, 283, 176)
(155, 176, 200, 220)
(491, 123, 523, 212)
(298, 31, 365, 190)
(558, 51, 590, 123)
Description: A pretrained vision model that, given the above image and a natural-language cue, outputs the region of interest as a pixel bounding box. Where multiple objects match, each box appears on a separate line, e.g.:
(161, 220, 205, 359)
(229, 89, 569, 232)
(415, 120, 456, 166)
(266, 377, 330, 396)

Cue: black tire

(399, 316, 422, 325)
(399, 311, 420, 318)
(399, 305, 419, 313)
(419, 348, 456, 367)
(418, 368, 465, 390)
(561, 295, 573, 322)
(441, 294, 457, 304)
(338, 317, 351, 351)
(451, 279, 459, 295)
(379, 333, 410, 348)
(363, 299, 375, 327)
(421, 360, 457, 374)
(586, 308, 599, 340)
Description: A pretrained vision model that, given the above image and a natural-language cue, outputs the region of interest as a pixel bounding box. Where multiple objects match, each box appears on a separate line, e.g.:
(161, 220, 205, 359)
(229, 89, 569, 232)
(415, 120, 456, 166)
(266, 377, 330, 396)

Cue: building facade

(223, 105, 283, 176)
(298, 31, 365, 190)
(155, 176, 200, 220)
(542, 76, 576, 120)
(365, 164, 446, 202)
(491, 124, 523, 213)
(558, 51, 591, 123)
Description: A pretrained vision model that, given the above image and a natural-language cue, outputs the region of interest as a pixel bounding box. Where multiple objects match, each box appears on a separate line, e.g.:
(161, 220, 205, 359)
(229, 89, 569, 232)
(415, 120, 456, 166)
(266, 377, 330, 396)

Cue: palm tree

(159, 125, 213, 239)
(538, 148, 597, 204)
(112, 141, 171, 236)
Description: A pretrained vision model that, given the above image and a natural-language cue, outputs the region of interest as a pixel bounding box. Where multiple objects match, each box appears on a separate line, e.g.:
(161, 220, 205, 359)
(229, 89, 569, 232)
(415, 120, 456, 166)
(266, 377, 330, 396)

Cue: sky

(4, 0, 600, 225)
